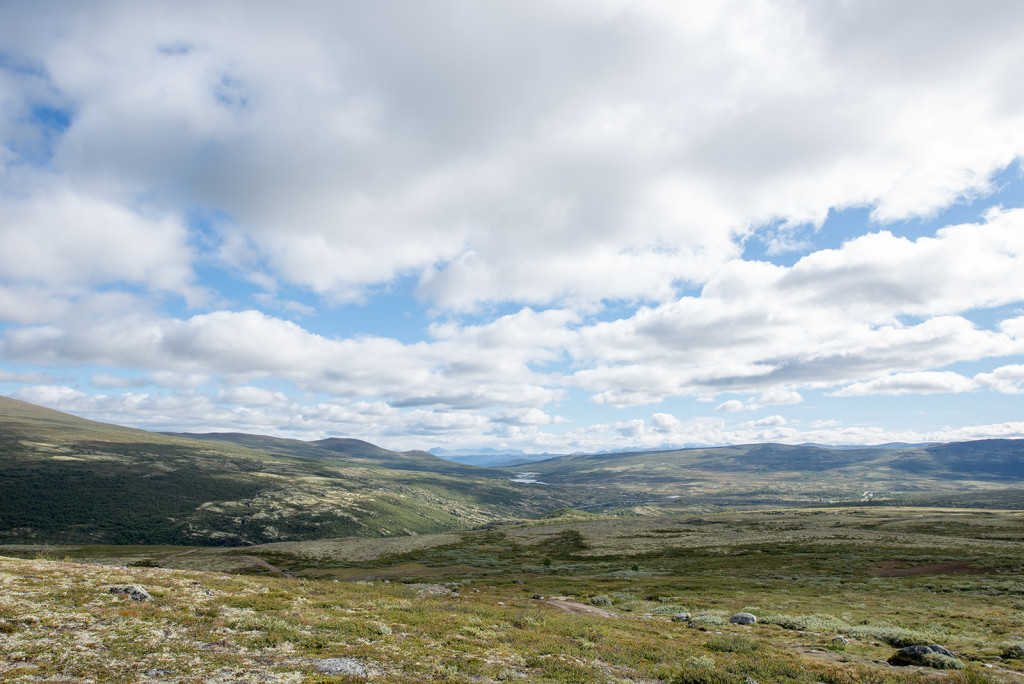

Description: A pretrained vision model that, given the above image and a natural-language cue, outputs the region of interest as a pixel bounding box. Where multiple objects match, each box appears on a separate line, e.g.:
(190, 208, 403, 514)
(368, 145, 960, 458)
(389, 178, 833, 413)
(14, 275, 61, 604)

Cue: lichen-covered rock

(887, 644, 963, 669)
(729, 612, 757, 625)
(107, 584, 151, 601)
(314, 658, 366, 676)
(1002, 642, 1024, 659)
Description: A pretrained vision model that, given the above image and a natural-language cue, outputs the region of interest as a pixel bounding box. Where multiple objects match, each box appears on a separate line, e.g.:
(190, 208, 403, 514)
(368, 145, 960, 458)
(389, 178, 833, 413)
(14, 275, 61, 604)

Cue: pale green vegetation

(3, 398, 1024, 681)
(0, 397, 580, 545)
(3, 506, 1023, 682)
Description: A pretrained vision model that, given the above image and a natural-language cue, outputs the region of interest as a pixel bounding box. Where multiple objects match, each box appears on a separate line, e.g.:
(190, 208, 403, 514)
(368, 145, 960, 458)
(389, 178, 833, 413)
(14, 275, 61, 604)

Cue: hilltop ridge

(3, 396, 1024, 546)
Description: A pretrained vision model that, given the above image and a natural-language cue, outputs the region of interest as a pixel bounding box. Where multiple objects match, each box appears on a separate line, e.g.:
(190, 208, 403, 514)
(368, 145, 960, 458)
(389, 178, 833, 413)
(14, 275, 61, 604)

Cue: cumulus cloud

(0, 185, 196, 297)
(1, 308, 563, 412)
(3, 2, 1024, 449)
(3, 2, 1024, 309)
(833, 371, 976, 397)
(569, 208, 1024, 406)
(974, 364, 1024, 394)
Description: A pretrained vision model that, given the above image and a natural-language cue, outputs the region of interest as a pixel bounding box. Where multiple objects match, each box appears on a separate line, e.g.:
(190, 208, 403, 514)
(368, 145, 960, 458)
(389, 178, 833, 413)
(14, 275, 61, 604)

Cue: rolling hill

(0, 396, 575, 546)
(3, 396, 1024, 547)
(526, 440, 1024, 503)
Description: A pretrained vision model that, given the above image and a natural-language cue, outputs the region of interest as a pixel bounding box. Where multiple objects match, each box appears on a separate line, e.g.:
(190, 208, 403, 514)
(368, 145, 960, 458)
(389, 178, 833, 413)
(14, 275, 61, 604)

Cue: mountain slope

(168, 431, 487, 475)
(0, 397, 571, 545)
(527, 440, 1024, 499)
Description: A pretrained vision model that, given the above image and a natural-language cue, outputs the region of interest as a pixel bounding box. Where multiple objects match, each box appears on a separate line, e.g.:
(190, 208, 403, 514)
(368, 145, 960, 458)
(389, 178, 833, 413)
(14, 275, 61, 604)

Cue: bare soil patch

(540, 597, 618, 618)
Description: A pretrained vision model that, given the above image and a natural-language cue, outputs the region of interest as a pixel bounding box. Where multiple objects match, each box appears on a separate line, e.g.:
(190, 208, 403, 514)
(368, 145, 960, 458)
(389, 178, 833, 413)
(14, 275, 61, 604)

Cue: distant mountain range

(429, 447, 569, 467)
(2, 396, 1023, 546)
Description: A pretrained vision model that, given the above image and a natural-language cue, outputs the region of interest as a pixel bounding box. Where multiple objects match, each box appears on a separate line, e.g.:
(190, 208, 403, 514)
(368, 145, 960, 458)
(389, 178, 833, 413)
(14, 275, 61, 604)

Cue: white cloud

(742, 415, 788, 428)
(0, 184, 196, 298)
(833, 372, 976, 397)
(569, 209, 1024, 406)
(4, 3, 1024, 450)
(1, 308, 564, 413)
(715, 389, 803, 412)
(0, 369, 55, 384)
(2, 2, 1024, 309)
(974, 364, 1024, 395)
(217, 386, 289, 407)
(756, 389, 803, 406)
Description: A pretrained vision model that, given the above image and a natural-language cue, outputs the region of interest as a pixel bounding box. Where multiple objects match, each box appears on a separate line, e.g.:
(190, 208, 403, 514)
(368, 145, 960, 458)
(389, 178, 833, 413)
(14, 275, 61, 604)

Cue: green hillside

(0, 397, 574, 546)
(528, 440, 1024, 502)
(4, 396, 1024, 546)
(168, 431, 486, 475)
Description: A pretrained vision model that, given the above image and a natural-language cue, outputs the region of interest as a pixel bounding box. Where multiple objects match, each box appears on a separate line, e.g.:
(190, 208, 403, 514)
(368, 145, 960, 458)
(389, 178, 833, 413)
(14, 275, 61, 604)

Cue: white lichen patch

(0, 556, 314, 683)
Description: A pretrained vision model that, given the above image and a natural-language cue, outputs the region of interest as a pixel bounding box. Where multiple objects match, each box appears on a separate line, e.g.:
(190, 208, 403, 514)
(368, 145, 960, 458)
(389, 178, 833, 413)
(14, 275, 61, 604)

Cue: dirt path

(162, 548, 200, 562)
(237, 555, 295, 578)
(540, 597, 618, 618)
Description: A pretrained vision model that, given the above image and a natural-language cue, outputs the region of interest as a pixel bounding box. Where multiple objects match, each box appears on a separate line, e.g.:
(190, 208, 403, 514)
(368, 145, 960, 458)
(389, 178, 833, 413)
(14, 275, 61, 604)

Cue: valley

(2, 396, 1024, 682)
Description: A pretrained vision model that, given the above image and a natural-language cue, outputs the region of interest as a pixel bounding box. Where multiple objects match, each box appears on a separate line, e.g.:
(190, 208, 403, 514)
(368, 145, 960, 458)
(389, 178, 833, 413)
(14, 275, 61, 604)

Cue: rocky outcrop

(887, 644, 963, 669)
(314, 658, 367, 676)
(107, 584, 151, 601)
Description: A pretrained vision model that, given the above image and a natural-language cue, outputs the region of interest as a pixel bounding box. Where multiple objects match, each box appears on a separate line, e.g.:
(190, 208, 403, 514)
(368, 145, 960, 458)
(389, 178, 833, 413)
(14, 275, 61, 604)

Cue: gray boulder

(315, 658, 367, 676)
(108, 585, 151, 601)
(888, 644, 963, 669)
(671, 612, 691, 622)
(729, 612, 757, 625)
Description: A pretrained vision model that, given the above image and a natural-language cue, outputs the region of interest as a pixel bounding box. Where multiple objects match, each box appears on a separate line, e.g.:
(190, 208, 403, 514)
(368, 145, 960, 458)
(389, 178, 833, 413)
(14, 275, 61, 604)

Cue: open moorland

(2, 397, 1024, 682)
(3, 506, 1024, 683)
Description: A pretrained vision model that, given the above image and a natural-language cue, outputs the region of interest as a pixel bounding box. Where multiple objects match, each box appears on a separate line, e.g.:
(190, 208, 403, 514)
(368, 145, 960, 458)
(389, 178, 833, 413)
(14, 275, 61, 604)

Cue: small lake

(510, 471, 548, 485)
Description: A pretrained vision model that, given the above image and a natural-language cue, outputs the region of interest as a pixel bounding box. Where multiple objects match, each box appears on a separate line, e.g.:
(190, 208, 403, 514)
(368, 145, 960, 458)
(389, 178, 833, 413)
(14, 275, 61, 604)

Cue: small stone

(729, 612, 757, 625)
(671, 613, 691, 622)
(314, 658, 366, 676)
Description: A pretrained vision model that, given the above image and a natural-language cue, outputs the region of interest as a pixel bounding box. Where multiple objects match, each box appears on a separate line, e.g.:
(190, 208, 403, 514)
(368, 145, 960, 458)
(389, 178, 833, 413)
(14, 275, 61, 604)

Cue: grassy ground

(2, 506, 1023, 683)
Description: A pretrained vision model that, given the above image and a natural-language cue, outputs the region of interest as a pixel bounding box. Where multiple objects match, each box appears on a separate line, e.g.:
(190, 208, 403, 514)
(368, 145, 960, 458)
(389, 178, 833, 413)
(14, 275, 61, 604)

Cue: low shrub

(671, 656, 731, 684)
(759, 613, 849, 633)
(705, 635, 762, 654)
(689, 614, 728, 627)
(846, 625, 941, 648)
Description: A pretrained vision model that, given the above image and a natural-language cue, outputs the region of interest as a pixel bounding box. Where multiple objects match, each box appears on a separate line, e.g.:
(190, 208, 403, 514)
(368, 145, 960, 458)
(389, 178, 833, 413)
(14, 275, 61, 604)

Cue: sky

(1, 1, 1024, 454)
